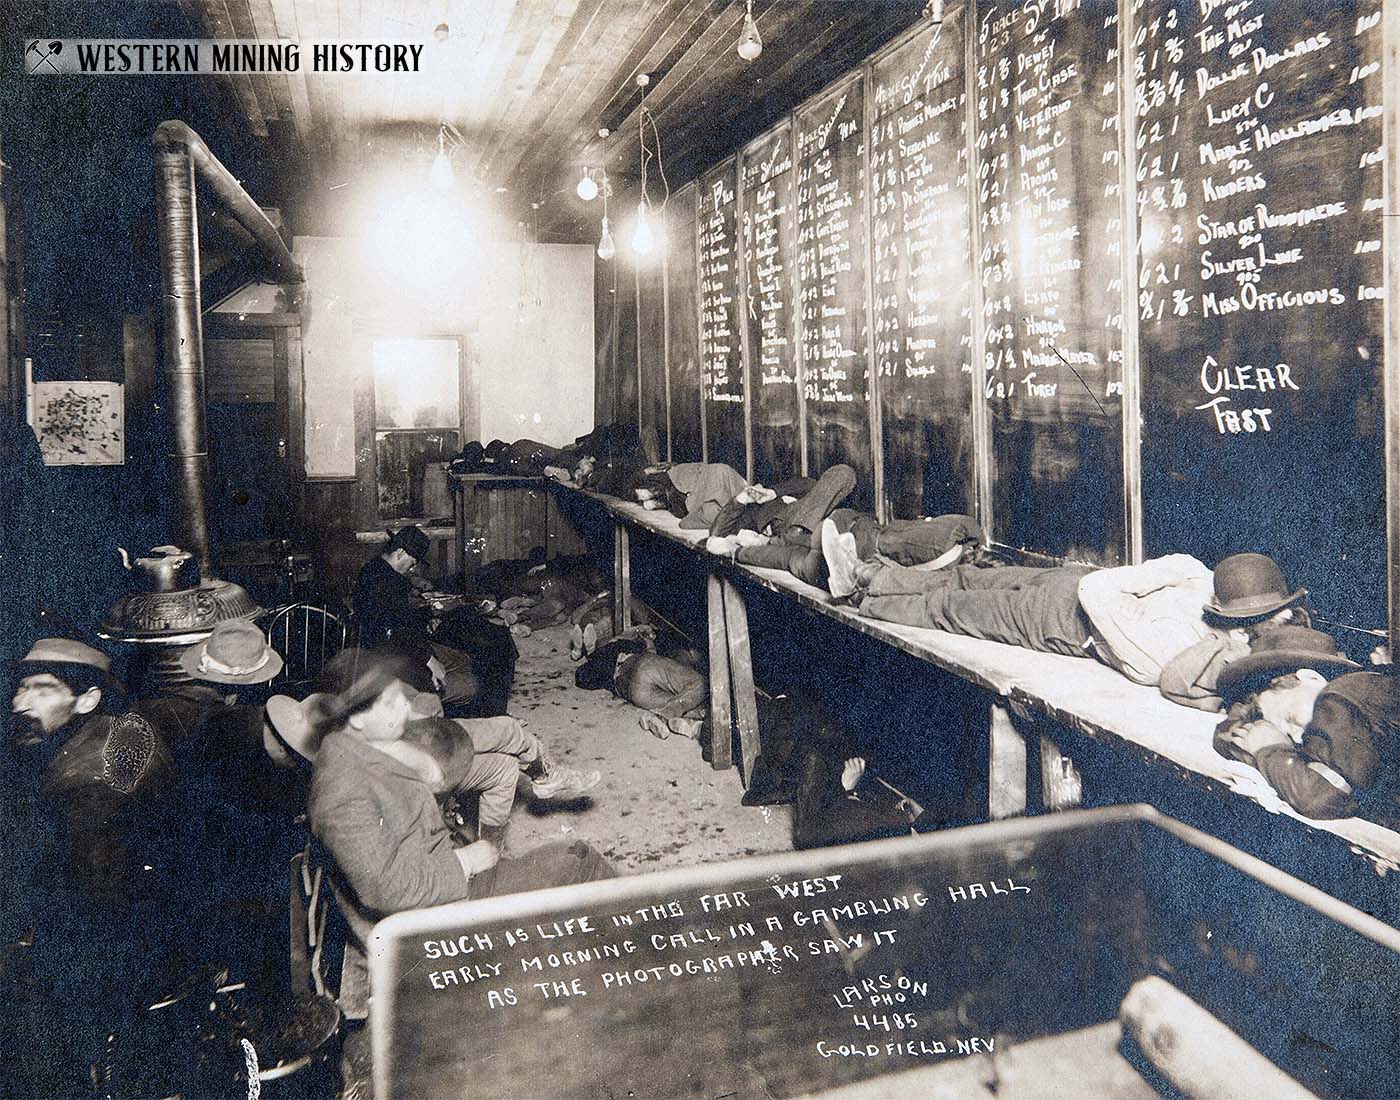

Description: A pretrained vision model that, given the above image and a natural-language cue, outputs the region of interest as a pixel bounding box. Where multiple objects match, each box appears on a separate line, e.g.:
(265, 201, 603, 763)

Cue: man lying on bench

(822, 533, 1311, 692)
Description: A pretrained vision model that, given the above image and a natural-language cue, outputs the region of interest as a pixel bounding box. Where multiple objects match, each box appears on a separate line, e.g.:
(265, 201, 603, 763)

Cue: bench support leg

(706, 574, 733, 771)
(612, 521, 631, 633)
(721, 577, 760, 785)
(988, 702, 1028, 820)
(1039, 733, 1084, 812)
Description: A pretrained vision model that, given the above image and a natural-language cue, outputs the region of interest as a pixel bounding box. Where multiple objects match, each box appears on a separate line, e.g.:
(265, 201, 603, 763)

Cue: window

(372, 337, 463, 521)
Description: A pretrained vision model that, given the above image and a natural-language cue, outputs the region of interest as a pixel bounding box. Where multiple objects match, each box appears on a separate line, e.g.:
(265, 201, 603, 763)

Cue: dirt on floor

(499, 622, 794, 872)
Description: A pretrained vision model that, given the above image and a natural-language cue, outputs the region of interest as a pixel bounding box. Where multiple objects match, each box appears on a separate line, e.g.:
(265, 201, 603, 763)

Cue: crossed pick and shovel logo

(26, 40, 63, 74)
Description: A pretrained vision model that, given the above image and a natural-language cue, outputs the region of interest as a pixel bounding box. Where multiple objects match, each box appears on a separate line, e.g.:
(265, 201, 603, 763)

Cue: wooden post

(706, 573, 733, 771)
(1384, 0, 1400, 654)
(721, 577, 761, 784)
(987, 701, 1027, 819)
(963, 3, 995, 542)
(1039, 732, 1084, 812)
(612, 521, 631, 633)
(1116, 0, 1145, 564)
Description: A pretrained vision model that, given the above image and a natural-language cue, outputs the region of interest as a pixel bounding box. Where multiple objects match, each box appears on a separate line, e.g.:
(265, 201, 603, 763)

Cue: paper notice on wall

(30, 380, 125, 466)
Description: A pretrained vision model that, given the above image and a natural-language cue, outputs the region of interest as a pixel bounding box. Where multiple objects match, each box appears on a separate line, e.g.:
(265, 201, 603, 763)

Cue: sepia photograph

(1, 0, 1399, 1097)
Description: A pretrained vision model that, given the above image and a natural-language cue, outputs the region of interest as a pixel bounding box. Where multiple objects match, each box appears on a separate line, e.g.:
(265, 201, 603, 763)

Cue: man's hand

(1237, 720, 1291, 757)
(455, 840, 499, 877)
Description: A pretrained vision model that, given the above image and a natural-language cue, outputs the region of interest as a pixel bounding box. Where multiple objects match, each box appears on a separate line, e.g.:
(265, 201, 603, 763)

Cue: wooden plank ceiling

(180, 0, 925, 239)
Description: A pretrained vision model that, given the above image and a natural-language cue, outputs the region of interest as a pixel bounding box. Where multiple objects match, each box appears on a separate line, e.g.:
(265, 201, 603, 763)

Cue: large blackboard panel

(796, 77, 874, 510)
(667, 185, 703, 463)
(699, 158, 748, 474)
(372, 812, 1159, 1100)
(637, 259, 666, 463)
(741, 123, 801, 485)
(1135, 0, 1385, 629)
(871, 17, 975, 521)
(973, 0, 1125, 563)
(616, 248, 639, 436)
(594, 254, 619, 427)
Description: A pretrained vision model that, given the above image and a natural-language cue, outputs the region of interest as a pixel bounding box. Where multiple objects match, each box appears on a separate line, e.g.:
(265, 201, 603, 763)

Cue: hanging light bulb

(597, 216, 616, 260)
(632, 201, 655, 254)
(576, 168, 599, 201)
(429, 129, 453, 192)
(736, 0, 762, 61)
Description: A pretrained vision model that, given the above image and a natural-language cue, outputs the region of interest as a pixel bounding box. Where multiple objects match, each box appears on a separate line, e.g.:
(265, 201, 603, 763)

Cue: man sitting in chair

(5, 639, 179, 1096)
(302, 649, 615, 1087)
(353, 524, 515, 716)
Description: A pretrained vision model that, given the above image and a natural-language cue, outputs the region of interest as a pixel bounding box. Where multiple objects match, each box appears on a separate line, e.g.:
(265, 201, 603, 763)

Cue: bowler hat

(386, 525, 430, 561)
(180, 620, 284, 685)
(1206, 553, 1306, 621)
(1216, 626, 1360, 701)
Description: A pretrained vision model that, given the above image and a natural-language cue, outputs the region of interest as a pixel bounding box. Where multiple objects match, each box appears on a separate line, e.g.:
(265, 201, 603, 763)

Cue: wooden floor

(498, 620, 794, 872)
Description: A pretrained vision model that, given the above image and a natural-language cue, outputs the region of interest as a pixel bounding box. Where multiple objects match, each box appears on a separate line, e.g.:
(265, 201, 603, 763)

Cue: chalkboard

(796, 76, 875, 511)
(699, 158, 748, 474)
(1134, 0, 1386, 629)
(666, 184, 704, 464)
(870, 16, 975, 521)
(973, 0, 1126, 562)
(741, 123, 802, 486)
(594, 253, 619, 427)
(615, 247, 639, 435)
(371, 808, 1400, 1100)
(637, 257, 666, 463)
(370, 814, 1142, 1100)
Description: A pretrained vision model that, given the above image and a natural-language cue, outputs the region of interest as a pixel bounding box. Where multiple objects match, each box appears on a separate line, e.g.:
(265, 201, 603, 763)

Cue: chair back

(267, 603, 351, 692)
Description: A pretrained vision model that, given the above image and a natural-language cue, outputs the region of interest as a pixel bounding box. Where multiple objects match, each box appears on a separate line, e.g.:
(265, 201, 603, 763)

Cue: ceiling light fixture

(924, 0, 944, 22)
(429, 122, 467, 192)
(577, 167, 600, 201)
(631, 202, 655, 254)
(594, 168, 616, 259)
(632, 73, 663, 256)
(597, 217, 616, 261)
(737, 0, 763, 61)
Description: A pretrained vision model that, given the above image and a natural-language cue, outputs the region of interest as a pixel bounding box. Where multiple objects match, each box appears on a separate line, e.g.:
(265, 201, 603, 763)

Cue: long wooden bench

(551, 482, 1400, 880)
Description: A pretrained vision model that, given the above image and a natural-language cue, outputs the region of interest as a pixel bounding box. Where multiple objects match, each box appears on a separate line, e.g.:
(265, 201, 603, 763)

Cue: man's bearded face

(11, 673, 82, 743)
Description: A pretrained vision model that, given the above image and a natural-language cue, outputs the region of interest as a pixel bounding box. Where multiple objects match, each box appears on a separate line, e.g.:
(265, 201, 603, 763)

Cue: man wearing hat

(828, 538, 1309, 690)
(353, 524, 514, 716)
(5, 639, 180, 1094)
(1159, 553, 1311, 711)
(302, 649, 614, 1062)
(8, 638, 175, 900)
(352, 524, 436, 648)
(1210, 626, 1400, 820)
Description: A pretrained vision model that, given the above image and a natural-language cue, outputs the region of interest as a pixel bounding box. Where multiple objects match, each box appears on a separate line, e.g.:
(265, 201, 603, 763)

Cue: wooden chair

(266, 603, 351, 693)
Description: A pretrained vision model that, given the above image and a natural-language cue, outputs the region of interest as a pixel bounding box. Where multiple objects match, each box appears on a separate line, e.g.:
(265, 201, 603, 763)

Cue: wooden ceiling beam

(645, 4, 889, 182)
(464, 0, 583, 182)
(224, 0, 286, 136)
(457, 0, 525, 137)
(592, 0, 752, 169)
(494, 0, 682, 192)
(469, 0, 610, 186)
(508, 0, 724, 193)
(265, 0, 320, 166)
